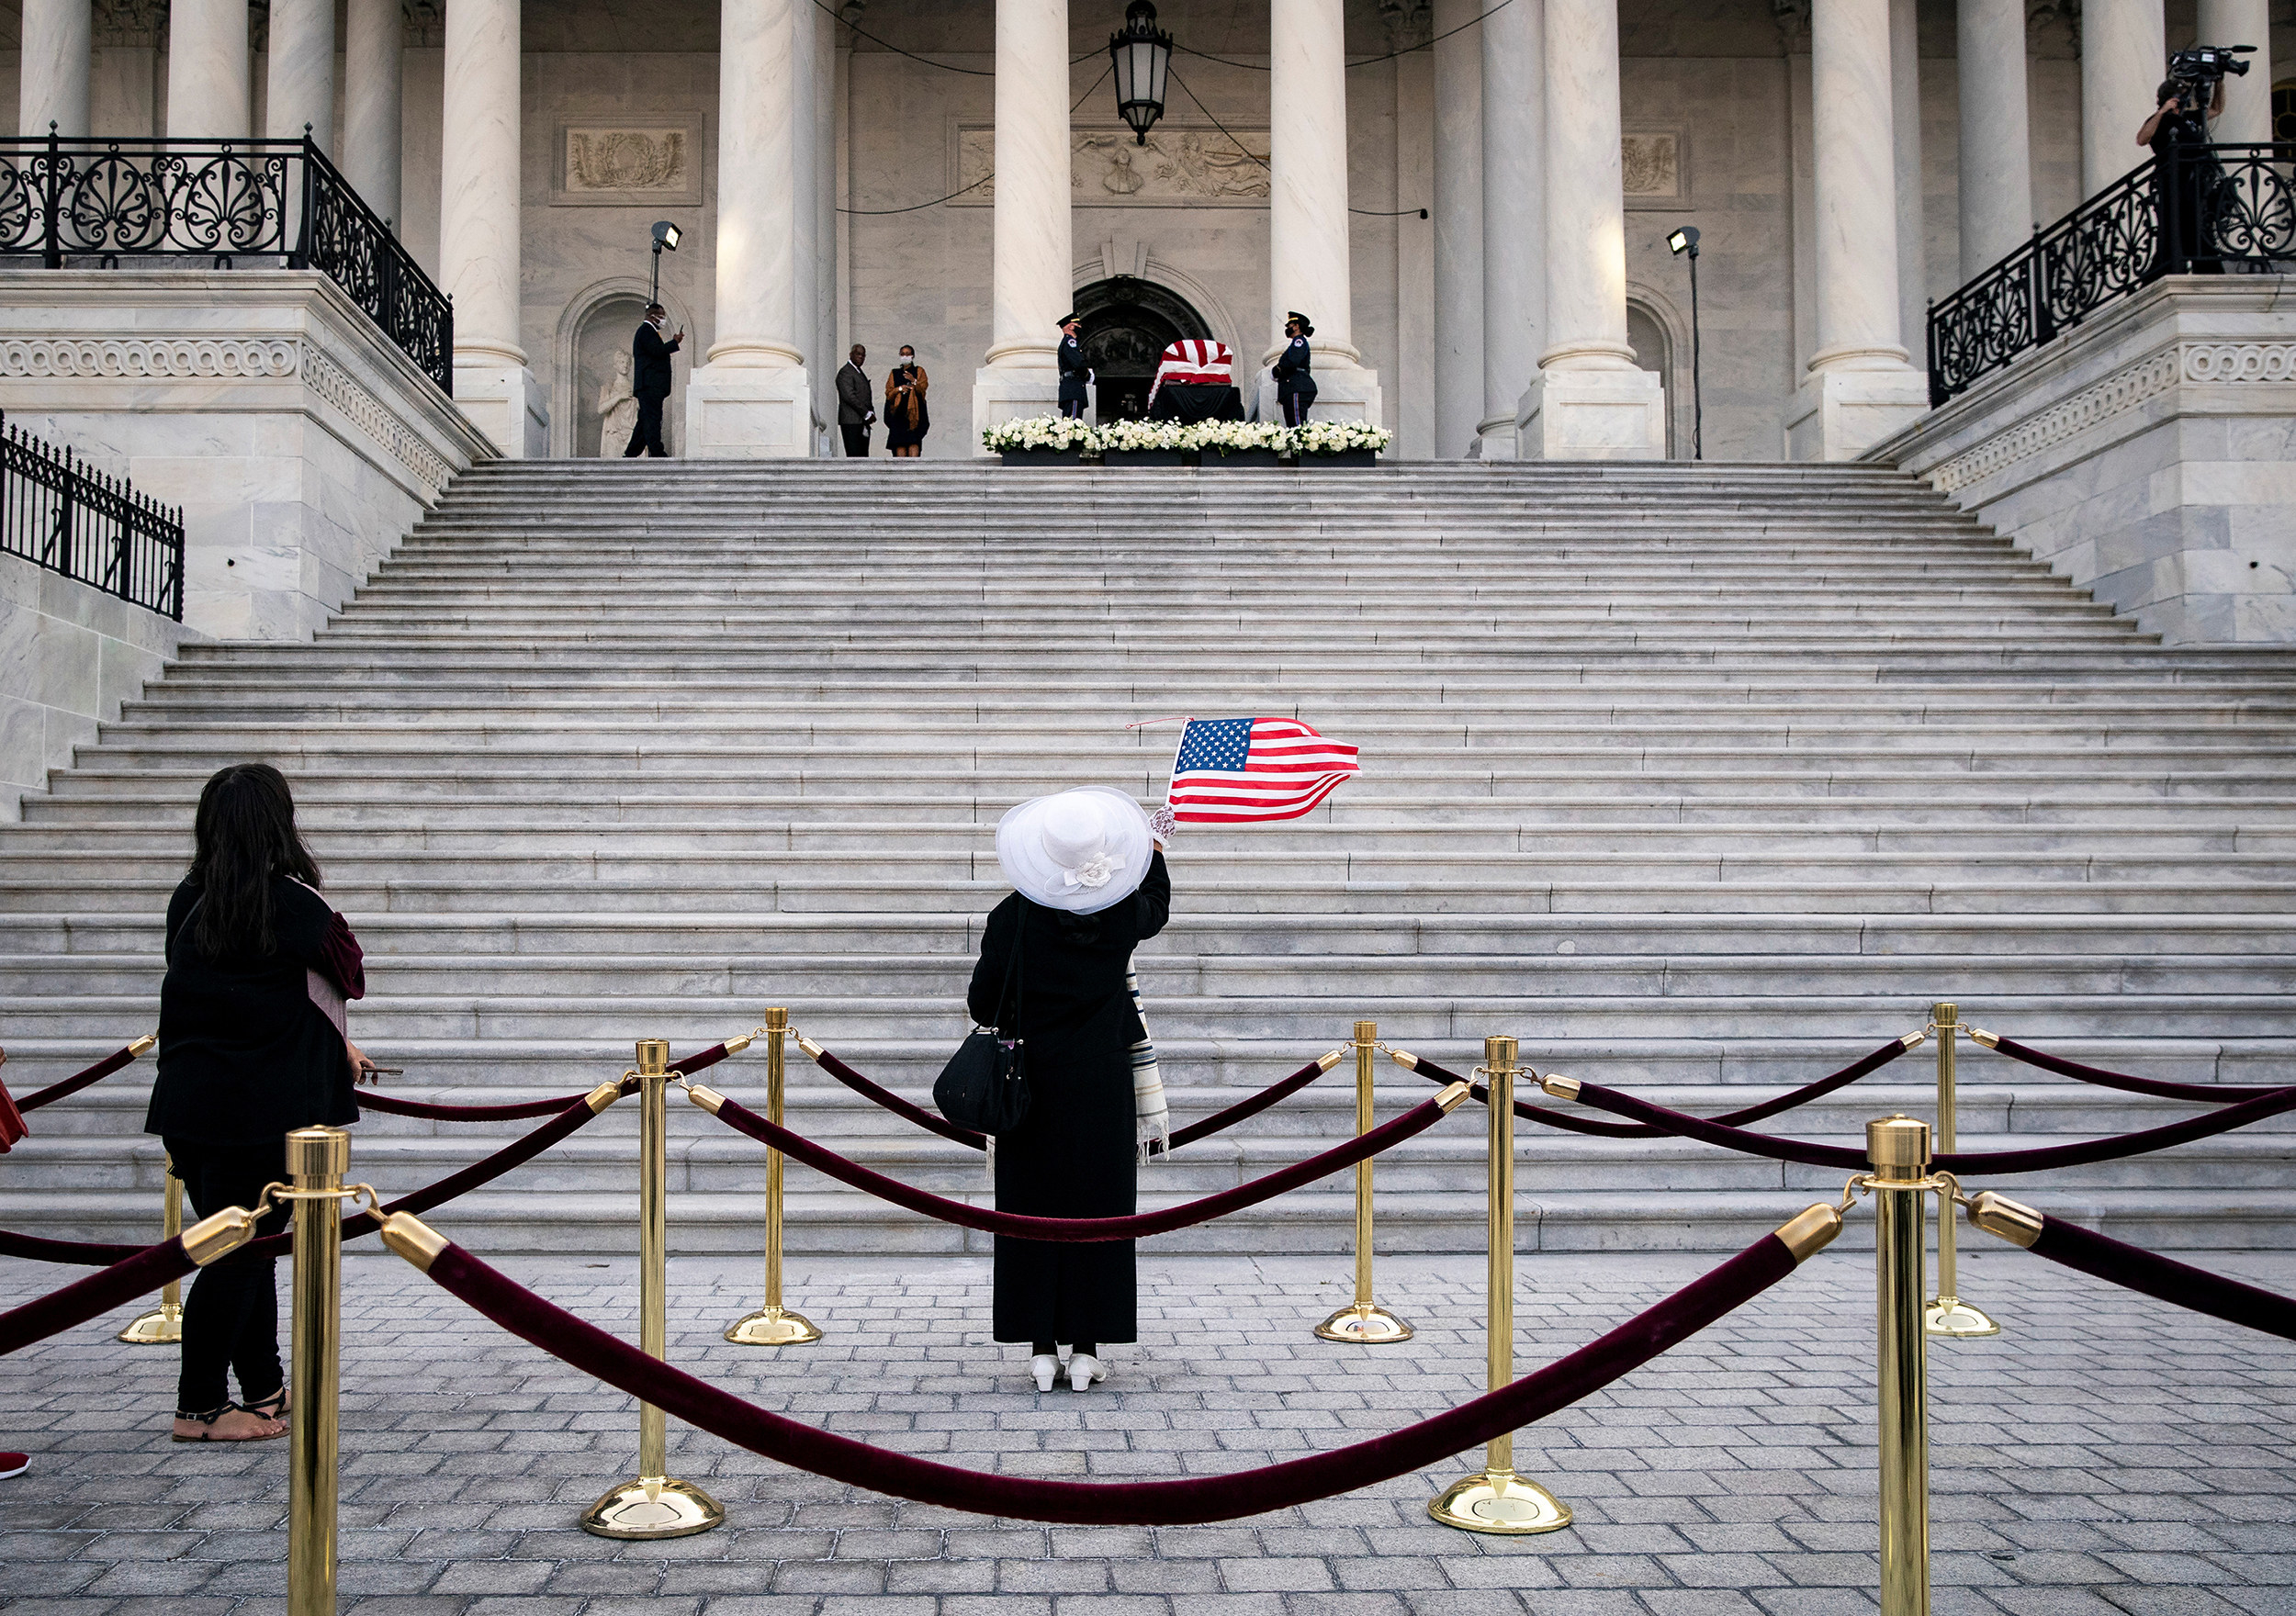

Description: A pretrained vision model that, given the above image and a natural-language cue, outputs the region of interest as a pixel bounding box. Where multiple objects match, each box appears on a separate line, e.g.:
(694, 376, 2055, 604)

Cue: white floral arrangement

(1283, 419, 1394, 457)
(1185, 419, 1288, 456)
(982, 414, 1097, 454)
(1097, 417, 1192, 454)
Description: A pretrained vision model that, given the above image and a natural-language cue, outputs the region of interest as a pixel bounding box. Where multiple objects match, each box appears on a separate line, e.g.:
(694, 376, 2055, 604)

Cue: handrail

(1926, 142, 2296, 406)
(0, 410, 182, 618)
(0, 130, 453, 394)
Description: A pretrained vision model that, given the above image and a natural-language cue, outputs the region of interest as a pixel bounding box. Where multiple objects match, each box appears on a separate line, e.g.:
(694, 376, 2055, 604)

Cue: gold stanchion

(117, 1156, 185, 1344)
(1428, 1035, 1571, 1535)
(1869, 1115, 1932, 1616)
(285, 1126, 348, 1616)
(583, 1038, 725, 1539)
(724, 1008, 820, 1346)
(1317, 1019, 1412, 1343)
(1922, 1004, 1998, 1339)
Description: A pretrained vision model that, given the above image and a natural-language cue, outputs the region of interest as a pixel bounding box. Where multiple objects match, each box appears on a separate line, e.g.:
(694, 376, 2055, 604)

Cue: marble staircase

(7, 459, 2296, 1255)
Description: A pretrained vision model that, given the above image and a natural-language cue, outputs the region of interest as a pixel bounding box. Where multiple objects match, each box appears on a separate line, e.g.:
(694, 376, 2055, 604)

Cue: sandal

(171, 1402, 287, 1443)
(241, 1387, 290, 1421)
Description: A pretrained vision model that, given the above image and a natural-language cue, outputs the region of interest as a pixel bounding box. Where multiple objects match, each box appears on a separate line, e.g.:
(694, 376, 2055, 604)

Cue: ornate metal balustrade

(1928, 143, 2296, 406)
(0, 411, 184, 620)
(0, 131, 453, 394)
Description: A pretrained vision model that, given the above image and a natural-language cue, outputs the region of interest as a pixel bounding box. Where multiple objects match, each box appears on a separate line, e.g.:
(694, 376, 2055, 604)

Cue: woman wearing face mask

(884, 345, 929, 456)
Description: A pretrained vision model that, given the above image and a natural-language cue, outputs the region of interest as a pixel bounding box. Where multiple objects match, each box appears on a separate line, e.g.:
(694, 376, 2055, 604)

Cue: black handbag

(935, 916, 1030, 1134)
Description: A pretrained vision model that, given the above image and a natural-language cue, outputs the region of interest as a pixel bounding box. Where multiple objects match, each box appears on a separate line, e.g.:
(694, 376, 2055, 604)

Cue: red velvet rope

(0, 1229, 145, 1267)
(2020, 1214, 2296, 1341)
(17, 1045, 143, 1113)
(808, 1045, 1332, 1156)
(359, 1043, 725, 1122)
(1567, 1076, 2296, 1175)
(706, 1092, 1457, 1241)
(0, 1236, 196, 1356)
(1982, 1036, 2283, 1104)
(413, 1229, 1800, 1523)
(1411, 1038, 1910, 1140)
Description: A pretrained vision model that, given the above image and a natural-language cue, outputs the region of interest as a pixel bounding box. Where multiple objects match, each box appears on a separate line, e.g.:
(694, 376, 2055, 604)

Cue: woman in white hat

(969, 786, 1170, 1393)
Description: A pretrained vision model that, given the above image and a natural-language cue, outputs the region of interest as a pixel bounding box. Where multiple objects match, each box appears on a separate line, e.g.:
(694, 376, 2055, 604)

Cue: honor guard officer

(1273, 311, 1317, 427)
(1057, 313, 1091, 419)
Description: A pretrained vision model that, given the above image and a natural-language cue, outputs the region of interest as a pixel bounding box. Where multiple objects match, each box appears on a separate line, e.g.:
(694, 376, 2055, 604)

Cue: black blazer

(147, 875, 361, 1147)
(1273, 335, 1315, 395)
(633, 321, 681, 399)
(968, 853, 1170, 1042)
(1057, 335, 1091, 403)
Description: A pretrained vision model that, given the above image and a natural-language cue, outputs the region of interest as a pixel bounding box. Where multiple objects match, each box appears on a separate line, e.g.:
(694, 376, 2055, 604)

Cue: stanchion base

(580, 1476, 725, 1539)
(116, 1303, 182, 1346)
(1925, 1296, 2001, 1339)
(724, 1306, 823, 1346)
(1313, 1302, 1414, 1343)
(1427, 1467, 1573, 1535)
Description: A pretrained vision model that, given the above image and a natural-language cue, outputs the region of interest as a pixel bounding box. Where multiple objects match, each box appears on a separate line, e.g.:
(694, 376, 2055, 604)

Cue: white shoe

(1069, 1352, 1108, 1392)
(1030, 1354, 1061, 1392)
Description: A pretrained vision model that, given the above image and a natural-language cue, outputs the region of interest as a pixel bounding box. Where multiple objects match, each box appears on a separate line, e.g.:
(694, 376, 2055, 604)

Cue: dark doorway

(1073, 276, 1213, 421)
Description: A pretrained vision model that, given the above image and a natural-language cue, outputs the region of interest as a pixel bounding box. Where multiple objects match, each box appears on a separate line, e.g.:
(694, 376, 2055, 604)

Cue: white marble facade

(0, 0, 2284, 461)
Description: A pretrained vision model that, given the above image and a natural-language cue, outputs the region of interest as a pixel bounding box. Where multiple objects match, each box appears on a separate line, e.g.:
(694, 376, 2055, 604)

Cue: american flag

(1164, 716, 1360, 825)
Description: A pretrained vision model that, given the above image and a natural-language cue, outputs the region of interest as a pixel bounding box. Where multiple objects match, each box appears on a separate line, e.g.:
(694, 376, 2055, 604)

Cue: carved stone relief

(955, 126, 1274, 208)
(94, 0, 168, 48)
(555, 124, 704, 207)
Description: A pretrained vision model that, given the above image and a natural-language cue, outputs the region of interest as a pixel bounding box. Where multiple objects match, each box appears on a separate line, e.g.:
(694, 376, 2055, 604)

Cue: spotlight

(649, 220, 681, 302)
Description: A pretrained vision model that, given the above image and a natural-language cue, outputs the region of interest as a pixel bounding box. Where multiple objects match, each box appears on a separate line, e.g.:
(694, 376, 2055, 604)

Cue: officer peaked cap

(1286, 310, 1314, 334)
(1058, 312, 1081, 327)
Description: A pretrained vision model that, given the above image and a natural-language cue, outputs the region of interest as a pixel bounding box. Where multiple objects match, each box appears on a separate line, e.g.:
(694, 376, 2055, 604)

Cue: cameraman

(2138, 73, 2227, 275)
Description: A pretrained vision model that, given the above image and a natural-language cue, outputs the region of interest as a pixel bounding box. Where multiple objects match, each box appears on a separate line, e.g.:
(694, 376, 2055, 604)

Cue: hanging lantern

(1109, 0, 1174, 146)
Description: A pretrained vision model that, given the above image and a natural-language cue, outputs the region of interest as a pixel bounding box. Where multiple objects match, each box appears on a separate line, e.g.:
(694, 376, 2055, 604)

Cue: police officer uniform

(1057, 315, 1092, 420)
(1272, 312, 1316, 428)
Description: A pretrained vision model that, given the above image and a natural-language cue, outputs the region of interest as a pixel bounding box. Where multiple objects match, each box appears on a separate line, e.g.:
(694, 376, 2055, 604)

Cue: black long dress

(969, 851, 1170, 1345)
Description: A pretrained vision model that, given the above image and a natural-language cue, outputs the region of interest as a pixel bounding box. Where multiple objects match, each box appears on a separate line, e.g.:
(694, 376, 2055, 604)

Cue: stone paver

(2, 1244, 2291, 1612)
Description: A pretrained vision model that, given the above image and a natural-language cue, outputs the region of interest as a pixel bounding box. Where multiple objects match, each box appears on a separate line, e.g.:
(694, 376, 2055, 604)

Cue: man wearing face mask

(623, 303, 683, 457)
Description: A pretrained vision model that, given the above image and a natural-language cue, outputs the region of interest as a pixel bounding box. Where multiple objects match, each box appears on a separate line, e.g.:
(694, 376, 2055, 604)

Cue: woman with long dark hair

(884, 345, 929, 455)
(147, 764, 375, 1442)
(969, 788, 1170, 1392)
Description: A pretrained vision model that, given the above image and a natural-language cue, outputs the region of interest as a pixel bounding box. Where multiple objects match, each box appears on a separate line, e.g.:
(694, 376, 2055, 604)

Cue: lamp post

(1666, 226, 1702, 460)
(1109, 0, 1174, 145)
(649, 219, 681, 305)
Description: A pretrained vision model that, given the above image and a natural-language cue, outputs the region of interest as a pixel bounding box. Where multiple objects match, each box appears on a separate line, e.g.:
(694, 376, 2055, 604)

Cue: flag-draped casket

(1146, 340, 1233, 406)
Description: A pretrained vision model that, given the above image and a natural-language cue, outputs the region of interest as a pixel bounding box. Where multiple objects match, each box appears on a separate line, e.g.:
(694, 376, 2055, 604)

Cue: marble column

(971, 0, 1074, 443)
(19, 0, 90, 138)
(1956, 0, 2033, 278)
(1519, 0, 1662, 459)
(1431, 0, 1483, 458)
(2080, 0, 2162, 199)
(1889, 0, 1925, 362)
(2197, 0, 2271, 144)
(442, 0, 546, 453)
(164, 0, 249, 140)
(1264, 0, 1381, 425)
(688, 0, 814, 457)
(344, 0, 404, 228)
(265, 0, 334, 150)
(1477, 0, 1537, 457)
(1787, 0, 1929, 459)
(815, 1, 839, 455)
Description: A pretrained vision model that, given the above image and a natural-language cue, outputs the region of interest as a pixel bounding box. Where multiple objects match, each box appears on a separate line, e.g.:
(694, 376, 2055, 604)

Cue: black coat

(1057, 335, 1091, 405)
(968, 851, 1170, 1344)
(147, 875, 361, 1148)
(1273, 335, 1316, 399)
(633, 321, 681, 399)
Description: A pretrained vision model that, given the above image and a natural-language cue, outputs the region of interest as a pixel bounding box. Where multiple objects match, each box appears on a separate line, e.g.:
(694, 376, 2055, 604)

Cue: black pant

(1059, 396, 1087, 420)
(1280, 388, 1314, 427)
(840, 424, 872, 457)
(623, 393, 669, 457)
(165, 1139, 292, 1413)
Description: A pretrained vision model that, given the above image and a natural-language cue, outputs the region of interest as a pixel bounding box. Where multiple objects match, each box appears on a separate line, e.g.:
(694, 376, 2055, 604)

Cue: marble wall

(0, 547, 203, 820)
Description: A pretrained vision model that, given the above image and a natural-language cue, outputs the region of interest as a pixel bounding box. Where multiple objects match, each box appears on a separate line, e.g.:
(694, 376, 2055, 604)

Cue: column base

(1472, 415, 1518, 460)
(452, 361, 547, 459)
(1786, 361, 1930, 462)
(1252, 363, 1384, 430)
(684, 365, 816, 459)
(1517, 365, 1667, 461)
(972, 365, 1067, 455)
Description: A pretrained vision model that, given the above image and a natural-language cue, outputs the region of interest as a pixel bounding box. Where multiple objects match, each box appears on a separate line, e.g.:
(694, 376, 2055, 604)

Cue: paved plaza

(2, 1241, 2292, 1615)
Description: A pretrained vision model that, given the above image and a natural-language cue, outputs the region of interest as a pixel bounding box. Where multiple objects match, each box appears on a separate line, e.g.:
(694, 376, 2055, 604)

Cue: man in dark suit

(1056, 313, 1091, 420)
(836, 344, 875, 456)
(623, 302, 683, 457)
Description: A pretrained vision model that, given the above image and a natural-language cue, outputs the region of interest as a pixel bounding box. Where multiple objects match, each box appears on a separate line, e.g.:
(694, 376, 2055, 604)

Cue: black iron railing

(1928, 143, 2296, 406)
(0, 411, 184, 621)
(0, 130, 453, 394)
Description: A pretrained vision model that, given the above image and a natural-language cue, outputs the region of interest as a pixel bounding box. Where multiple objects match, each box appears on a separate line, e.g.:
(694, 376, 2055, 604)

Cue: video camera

(2165, 43, 2254, 111)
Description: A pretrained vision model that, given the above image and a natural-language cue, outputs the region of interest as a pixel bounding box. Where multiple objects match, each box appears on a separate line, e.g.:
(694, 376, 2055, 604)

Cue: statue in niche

(596, 351, 638, 457)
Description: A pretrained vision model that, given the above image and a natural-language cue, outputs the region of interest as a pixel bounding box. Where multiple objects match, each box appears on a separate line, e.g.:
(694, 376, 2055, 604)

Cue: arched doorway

(1626, 301, 1674, 458)
(574, 293, 653, 456)
(1074, 276, 1212, 421)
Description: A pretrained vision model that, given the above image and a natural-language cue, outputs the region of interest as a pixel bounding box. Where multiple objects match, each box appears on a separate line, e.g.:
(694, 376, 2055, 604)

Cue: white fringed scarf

(1129, 963, 1169, 1161)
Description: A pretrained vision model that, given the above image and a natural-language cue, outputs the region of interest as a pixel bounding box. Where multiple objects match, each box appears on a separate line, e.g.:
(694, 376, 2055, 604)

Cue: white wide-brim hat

(996, 787, 1155, 915)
